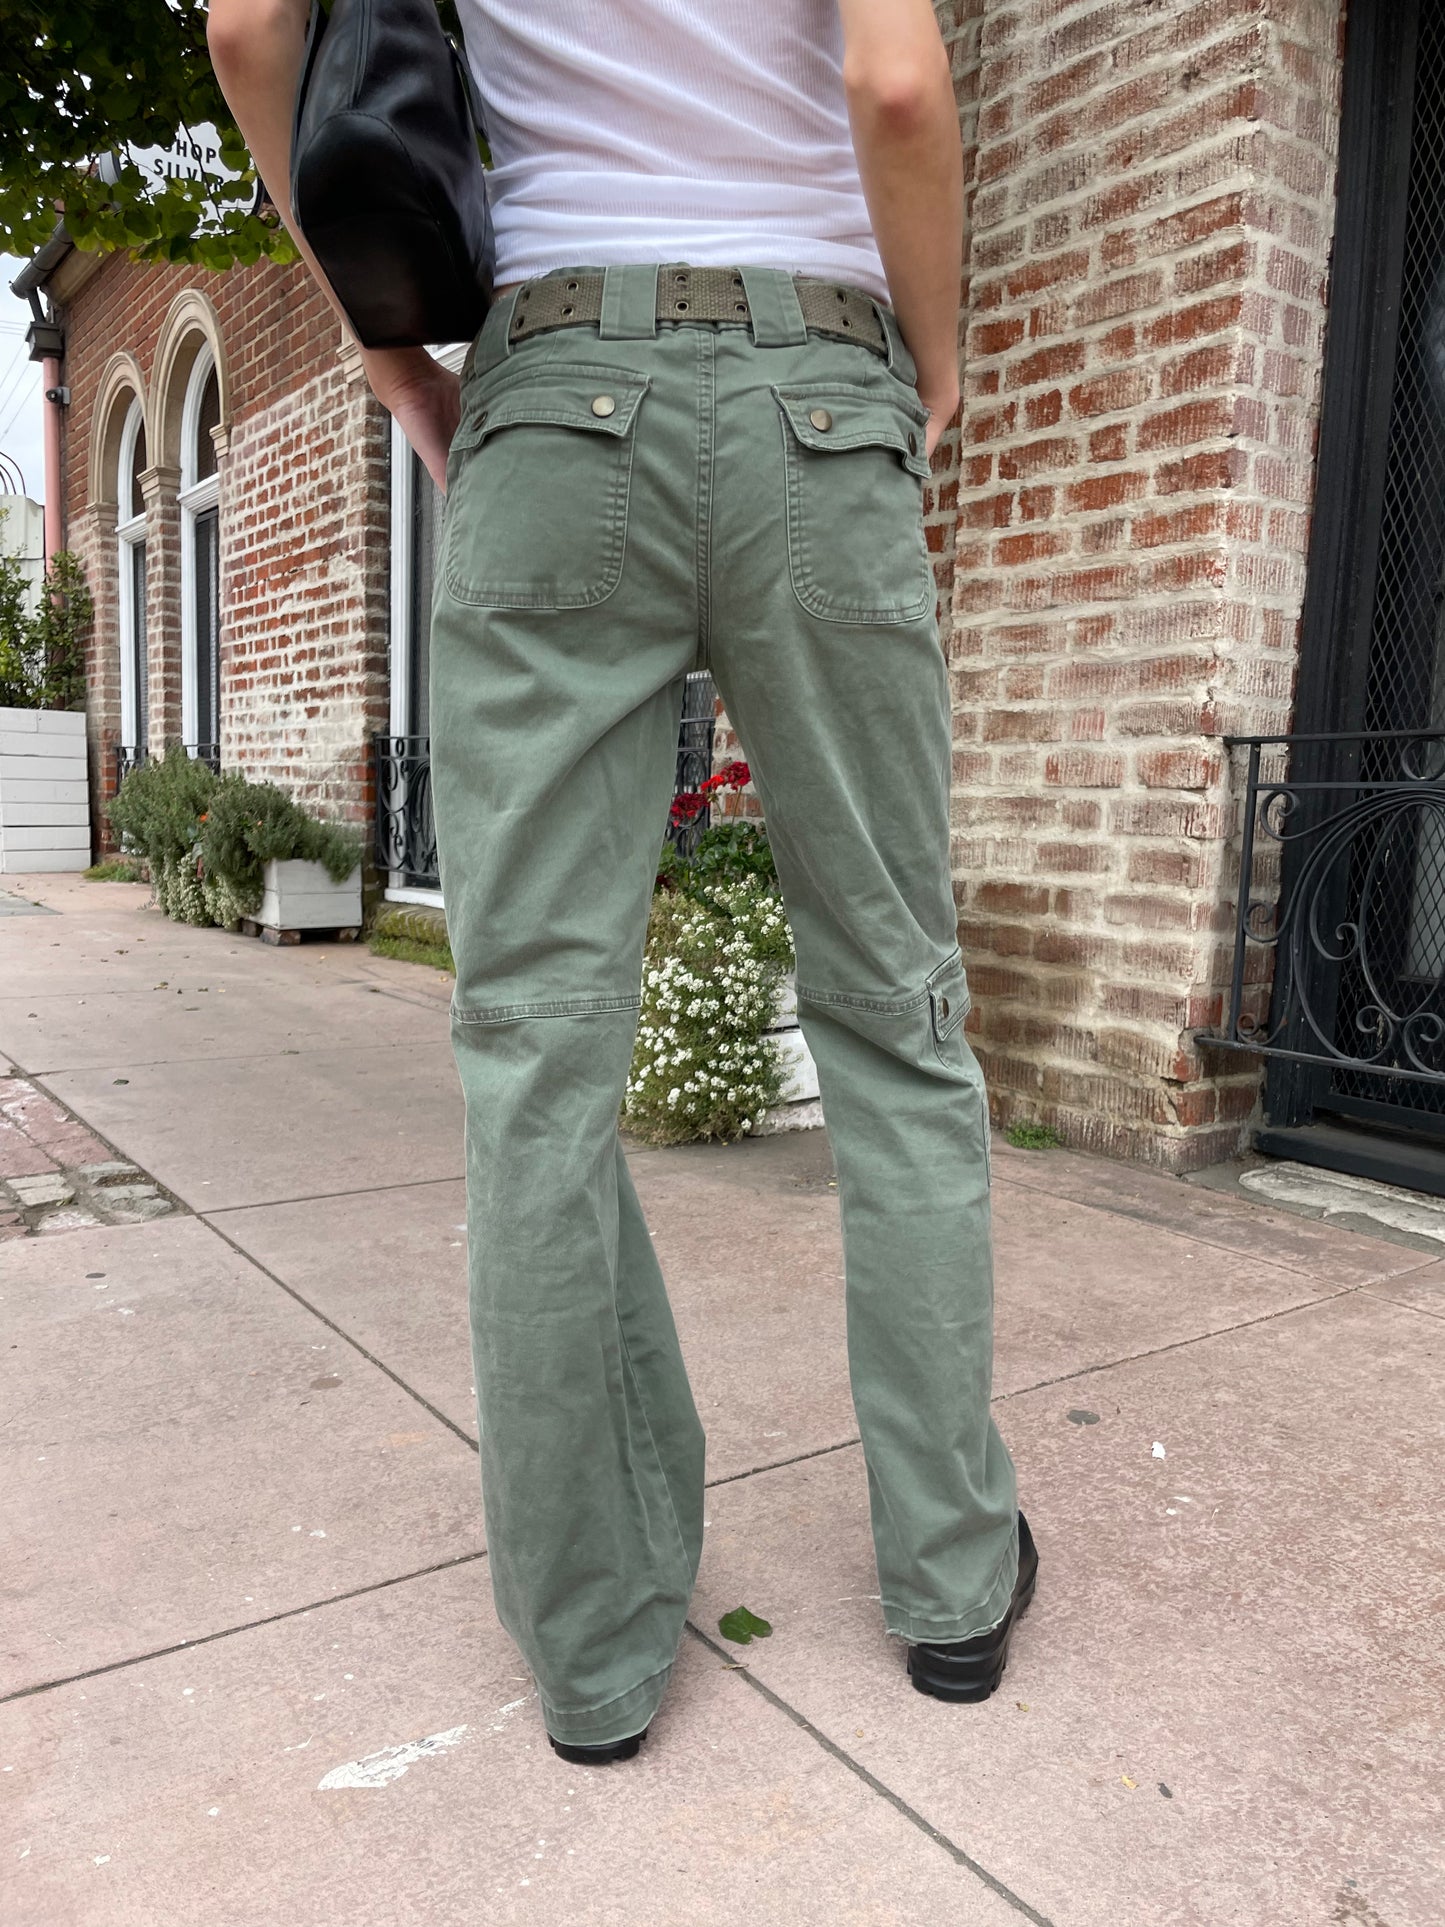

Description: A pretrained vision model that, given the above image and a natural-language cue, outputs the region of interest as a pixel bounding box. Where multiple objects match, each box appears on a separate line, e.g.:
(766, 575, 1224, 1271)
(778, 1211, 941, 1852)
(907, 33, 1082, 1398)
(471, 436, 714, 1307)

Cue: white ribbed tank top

(453, 0, 890, 304)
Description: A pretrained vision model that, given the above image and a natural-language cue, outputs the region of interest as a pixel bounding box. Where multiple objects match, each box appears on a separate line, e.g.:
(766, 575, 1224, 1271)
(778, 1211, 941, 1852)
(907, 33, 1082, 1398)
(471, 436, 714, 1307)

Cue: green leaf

(0, 0, 293, 268)
(718, 1606, 773, 1646)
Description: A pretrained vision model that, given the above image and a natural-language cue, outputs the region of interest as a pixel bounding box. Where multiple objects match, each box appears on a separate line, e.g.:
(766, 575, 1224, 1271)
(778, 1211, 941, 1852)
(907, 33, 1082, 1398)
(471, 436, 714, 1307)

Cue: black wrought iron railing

(1205, 730, 1445, 1086)
(114, 743, 146, 789)
(666, 670, 718, 858)
(373, 733, 438, 890)
(113, 742, 219, 788)
(375, 675, 720, 892)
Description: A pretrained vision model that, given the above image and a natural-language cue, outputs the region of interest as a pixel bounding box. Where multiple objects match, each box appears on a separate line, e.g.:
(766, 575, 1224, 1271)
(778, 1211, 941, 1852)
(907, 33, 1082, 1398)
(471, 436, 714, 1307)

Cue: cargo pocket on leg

(926, 949, 970, 1071)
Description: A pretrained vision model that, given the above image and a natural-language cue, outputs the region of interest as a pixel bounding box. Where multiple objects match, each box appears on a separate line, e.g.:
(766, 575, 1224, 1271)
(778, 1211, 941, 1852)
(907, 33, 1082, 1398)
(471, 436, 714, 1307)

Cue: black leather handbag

(290, 0, 495, 348)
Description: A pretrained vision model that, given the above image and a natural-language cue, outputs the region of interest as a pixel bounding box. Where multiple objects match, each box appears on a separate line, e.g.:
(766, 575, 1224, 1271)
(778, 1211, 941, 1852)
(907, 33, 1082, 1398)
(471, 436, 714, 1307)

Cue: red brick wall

(58, 251, 389, 843)
(220, 359, 390, 816)
(949, 0, 1346, 1168)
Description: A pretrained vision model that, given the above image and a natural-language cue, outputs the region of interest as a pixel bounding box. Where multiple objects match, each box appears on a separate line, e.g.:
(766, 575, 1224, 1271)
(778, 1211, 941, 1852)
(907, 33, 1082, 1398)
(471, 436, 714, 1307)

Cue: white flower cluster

(157, 853, 211, 927)
(624, 875, 795, 1145)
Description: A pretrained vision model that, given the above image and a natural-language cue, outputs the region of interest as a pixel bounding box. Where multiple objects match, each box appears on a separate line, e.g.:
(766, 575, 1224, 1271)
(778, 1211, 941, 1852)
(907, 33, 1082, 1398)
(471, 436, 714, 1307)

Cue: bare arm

(206, 0, 458, 490)
(835, 0, 963, 453)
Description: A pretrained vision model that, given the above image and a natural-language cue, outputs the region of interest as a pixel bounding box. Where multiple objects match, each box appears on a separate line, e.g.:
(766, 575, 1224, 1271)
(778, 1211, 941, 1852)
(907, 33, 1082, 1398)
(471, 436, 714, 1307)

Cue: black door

(1258, 0, 1445, 1184)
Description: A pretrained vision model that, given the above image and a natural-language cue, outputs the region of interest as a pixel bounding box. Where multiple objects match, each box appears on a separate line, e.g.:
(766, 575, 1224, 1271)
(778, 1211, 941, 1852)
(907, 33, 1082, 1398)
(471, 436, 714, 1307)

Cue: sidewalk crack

(686, 1620, 1056, 1925)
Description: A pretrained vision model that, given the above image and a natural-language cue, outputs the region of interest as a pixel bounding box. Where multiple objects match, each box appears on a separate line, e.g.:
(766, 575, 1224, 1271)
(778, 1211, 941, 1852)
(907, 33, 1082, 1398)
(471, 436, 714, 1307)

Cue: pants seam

(794, 983, 930, 1016)
(614, 1312, 697, 1621)
(451, 994, 641, 1024)
(694, 330, 715, 671)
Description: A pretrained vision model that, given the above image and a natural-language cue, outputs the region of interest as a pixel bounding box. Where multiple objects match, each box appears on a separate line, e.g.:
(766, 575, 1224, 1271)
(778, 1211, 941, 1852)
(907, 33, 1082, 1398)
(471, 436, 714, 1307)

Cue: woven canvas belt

(508, 266, 888, 355)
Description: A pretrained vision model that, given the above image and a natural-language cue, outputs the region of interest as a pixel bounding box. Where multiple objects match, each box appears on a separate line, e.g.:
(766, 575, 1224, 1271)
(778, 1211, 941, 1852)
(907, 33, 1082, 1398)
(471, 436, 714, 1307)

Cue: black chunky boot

(906, 1513, 1038, 1704)
(548, 1726, 649, 1766)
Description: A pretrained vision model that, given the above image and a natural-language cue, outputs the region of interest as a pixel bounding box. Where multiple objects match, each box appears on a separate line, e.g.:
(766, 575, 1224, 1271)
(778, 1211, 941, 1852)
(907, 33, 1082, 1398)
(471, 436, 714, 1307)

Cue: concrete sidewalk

(1, 873, 1441, 1927)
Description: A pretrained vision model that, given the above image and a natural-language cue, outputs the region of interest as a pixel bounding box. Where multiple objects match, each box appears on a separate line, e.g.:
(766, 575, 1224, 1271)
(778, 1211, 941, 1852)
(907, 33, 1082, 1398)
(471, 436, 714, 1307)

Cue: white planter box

(0, 706, 89, 874)
(765, 968, 820, 1104)
(256, 858, 362, 933)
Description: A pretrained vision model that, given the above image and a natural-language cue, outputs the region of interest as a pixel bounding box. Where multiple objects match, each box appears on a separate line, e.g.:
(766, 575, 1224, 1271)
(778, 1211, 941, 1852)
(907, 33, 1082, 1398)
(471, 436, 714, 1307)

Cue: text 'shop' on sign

(96, 124, 264, 223)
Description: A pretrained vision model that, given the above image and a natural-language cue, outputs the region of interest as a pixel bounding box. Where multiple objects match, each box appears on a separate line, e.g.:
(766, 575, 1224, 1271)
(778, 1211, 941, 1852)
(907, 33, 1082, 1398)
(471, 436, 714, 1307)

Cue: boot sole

(548, 1728, 647, 1766)
(906, 1570, 1037, 1704)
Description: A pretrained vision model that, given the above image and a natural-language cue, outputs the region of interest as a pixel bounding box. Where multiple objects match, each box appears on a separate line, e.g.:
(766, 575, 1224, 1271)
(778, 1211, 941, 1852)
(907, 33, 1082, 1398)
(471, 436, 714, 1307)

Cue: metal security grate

(1329, 3, 1445, 1117)
(665, 670, 718, 857)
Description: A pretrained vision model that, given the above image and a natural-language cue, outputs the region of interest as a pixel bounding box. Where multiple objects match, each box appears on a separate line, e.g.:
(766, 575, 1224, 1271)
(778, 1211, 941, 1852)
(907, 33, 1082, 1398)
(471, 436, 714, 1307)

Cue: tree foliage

(2, 1, 295, 269)
(0, 544, 91, 711)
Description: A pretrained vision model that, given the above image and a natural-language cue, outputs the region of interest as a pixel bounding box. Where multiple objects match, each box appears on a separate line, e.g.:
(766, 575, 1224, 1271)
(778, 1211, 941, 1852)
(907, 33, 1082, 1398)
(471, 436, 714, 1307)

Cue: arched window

(116, 397, 148, 763)
(179, 347, 221, 766)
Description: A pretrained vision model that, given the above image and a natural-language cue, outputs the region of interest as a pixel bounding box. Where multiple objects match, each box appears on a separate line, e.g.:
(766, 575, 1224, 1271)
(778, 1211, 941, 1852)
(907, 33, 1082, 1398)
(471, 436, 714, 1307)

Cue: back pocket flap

(453, 369, 650, 453)
(773, 382, 932, 478)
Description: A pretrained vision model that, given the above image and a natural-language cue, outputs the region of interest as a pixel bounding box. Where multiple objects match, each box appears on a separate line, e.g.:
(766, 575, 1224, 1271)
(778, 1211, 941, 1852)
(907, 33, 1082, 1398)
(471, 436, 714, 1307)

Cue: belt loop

(467, 286, 521, 381)
(599, 264, 660, 339)
(874, 298, 918, 383)
(739, 267, 808, 347)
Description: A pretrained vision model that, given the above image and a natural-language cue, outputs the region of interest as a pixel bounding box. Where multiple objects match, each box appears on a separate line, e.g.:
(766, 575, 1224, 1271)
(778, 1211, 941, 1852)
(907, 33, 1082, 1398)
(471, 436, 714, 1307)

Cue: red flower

(669, 790, 707, 825)
(700, 760, 750, 793)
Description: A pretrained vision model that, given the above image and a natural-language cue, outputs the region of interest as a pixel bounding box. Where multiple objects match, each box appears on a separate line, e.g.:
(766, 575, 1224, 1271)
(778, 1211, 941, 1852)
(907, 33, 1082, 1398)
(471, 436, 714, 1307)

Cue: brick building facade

(29, 0, 1445, 1185)
(41, 249, 390, 830)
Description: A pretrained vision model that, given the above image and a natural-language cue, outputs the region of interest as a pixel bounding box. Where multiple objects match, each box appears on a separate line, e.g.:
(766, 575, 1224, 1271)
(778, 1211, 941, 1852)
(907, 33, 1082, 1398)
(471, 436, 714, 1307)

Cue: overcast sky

(0, 254, 47, 504)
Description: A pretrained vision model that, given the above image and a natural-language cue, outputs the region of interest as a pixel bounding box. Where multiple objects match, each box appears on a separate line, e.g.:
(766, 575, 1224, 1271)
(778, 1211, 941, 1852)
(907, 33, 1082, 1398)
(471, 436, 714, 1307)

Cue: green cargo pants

(430, 264, 1019, 1747)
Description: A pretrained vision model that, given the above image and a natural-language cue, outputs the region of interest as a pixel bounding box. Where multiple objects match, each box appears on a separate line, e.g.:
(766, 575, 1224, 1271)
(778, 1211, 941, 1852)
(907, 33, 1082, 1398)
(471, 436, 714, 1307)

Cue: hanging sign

(96, 124, 266, 219)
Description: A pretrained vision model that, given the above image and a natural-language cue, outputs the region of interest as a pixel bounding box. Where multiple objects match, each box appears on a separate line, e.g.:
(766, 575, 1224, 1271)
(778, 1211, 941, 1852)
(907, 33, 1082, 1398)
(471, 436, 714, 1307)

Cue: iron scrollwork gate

(1210, 729, 1445, 1093)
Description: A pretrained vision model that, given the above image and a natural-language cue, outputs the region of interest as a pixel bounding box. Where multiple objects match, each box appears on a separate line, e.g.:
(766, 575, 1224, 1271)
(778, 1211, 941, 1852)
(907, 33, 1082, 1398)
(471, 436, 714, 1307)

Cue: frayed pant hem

(539, 1659, 674, 1748)
(879, 1534, 1019, 1644)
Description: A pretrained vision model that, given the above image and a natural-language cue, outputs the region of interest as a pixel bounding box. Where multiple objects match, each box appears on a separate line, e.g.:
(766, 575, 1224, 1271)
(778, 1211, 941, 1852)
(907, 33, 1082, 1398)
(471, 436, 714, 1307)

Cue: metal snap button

(591, 394, 617, 418)
(940, 996, 950, 1019)
(908, 431, 919, 453)
(809, 407, 833, 432)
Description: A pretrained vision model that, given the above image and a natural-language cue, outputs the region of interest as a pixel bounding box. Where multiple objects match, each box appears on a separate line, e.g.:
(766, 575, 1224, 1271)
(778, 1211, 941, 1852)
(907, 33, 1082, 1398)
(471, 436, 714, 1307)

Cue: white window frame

(116, 397, 147, 751)
(178, 345, 221, 751)
(386, 343, 465, 906)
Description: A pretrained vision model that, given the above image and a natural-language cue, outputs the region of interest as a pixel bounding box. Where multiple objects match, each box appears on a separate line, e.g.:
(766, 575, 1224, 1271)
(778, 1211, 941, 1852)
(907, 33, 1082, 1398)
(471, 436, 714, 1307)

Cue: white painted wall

(0, 706, 89, 872)
(0, 493, 45, 610)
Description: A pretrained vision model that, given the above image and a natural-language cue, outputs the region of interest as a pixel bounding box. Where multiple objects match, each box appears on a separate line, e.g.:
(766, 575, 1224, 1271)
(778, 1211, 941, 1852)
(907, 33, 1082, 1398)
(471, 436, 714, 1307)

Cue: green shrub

(657, 818, 777, 898)
(83, 858, 145, 882)
(0, 538, 91, 712)
(107, 742, 216, 875)
(108, 748, 363, 930)
(1005, 1121, 1063, 1151)
(623, 875, 794, 1146)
